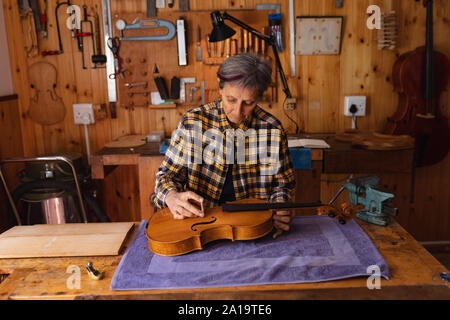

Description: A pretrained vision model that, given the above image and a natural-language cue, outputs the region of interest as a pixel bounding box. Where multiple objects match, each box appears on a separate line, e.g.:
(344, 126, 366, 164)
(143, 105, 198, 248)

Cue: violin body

(145, 199, 273, 256)
(28, 62, 66, 125)
(384, 0, 450, 167)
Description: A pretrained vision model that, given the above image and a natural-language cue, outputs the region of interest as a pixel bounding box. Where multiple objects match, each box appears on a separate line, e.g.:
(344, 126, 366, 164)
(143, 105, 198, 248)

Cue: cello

(384, 0, 450, 167)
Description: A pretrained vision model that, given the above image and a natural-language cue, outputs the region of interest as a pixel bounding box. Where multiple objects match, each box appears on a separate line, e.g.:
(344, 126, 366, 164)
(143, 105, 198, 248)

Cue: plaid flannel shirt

(153, 99, 296, 208)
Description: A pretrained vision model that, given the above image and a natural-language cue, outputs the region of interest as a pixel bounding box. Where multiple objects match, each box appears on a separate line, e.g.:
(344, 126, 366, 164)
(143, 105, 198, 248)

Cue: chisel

(225, 38, 231, 57)
(196, 25, 202, 61)
(217, 40, 223, 57)
(243, 30, 248, 53)
(206, 34, 211, 57)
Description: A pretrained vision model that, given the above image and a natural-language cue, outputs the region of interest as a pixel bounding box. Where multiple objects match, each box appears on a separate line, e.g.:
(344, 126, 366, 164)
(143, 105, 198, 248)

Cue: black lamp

(209, 11, 293, 100)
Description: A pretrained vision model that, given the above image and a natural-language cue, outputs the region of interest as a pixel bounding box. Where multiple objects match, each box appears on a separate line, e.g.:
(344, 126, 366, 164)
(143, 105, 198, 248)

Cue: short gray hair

(217, 53, 272, 97)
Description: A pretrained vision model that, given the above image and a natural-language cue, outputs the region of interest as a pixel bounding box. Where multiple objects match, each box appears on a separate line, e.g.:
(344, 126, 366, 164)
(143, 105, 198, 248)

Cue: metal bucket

(21, 191, 81, 225)
(0, 156, 88, 225)
(40, 197, 67, 224)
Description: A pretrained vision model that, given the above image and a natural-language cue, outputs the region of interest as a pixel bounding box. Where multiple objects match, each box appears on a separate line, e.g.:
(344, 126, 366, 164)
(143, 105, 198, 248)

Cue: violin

(384, 0, 450, 167)
(145, 199, 322, 256)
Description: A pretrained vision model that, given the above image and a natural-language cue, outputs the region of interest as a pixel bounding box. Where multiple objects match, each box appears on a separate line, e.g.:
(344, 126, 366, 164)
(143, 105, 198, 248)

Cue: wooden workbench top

(0, 218, 448, 300)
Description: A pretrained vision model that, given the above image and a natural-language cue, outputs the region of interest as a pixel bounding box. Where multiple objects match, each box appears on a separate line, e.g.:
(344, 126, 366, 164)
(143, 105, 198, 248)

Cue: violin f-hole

(191, 217, 217, 231)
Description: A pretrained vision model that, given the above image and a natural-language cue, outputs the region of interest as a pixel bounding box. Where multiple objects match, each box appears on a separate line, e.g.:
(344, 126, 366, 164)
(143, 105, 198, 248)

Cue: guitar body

(145, 199, 273, 256)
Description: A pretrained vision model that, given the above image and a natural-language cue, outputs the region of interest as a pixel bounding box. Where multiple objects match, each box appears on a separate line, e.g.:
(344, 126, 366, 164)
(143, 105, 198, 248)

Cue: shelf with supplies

(109, 9, 277, 111)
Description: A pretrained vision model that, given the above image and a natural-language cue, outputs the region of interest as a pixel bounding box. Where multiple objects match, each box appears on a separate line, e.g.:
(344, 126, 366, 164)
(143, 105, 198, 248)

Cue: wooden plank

(0, 222, 134, 258)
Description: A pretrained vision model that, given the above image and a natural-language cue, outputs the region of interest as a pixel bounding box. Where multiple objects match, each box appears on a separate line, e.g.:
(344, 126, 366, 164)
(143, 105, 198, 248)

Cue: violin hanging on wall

(28, 62, 66, 125)
(384, 0, 450, 167)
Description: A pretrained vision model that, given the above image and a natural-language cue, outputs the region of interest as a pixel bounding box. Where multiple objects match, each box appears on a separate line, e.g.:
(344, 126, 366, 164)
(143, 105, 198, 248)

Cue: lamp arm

(222, 11, 292, 99)
(271, 41, 292, 98)
(222, 12, 271, 42)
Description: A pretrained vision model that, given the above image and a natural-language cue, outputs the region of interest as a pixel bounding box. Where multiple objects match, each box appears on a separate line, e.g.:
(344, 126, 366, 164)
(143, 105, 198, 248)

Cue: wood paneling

(3, 0, 450, 240)
(0, 95, 24, 232)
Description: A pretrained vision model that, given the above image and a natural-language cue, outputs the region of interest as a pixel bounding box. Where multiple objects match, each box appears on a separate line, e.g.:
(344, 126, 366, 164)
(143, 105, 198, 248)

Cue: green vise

(342, 176, 398, 226)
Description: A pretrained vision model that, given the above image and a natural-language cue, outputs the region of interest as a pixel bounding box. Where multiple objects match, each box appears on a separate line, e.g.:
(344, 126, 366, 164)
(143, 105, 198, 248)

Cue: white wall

(0, 0, 15, 96)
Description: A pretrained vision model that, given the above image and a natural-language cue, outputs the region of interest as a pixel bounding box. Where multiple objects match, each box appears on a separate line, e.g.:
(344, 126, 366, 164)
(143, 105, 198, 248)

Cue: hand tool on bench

(86, 262, 104, 280)
(342, 175, 398, 226)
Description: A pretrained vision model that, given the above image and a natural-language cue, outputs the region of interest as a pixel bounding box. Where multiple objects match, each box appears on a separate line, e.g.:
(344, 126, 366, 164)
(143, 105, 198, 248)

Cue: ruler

(101, 0, 117, 118)
(177, 19, 187, 66)
(180, 78, 195, 103)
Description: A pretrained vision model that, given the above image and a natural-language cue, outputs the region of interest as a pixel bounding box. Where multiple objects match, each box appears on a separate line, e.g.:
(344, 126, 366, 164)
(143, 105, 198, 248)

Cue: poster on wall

(295, 16, 344, 55)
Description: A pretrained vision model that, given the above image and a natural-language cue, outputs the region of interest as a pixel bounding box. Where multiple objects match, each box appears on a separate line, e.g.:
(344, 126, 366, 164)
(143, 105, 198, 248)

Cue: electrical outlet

(73, 103, 95, 125)
(344, 96, 366, 117)
(285, 98, 297, 111)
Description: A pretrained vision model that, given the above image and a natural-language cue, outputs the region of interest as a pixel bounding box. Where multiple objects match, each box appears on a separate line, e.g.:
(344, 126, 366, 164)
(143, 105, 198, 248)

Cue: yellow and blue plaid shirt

(153, 99, 295, 208)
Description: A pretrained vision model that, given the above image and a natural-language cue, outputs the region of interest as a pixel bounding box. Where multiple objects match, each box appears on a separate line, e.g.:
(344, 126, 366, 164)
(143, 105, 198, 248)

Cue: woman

(153, 53, 295, 239)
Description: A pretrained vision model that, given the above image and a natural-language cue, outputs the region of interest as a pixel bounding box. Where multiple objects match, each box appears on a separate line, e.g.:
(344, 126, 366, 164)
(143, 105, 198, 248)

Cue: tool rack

(110, 10, 277, 111)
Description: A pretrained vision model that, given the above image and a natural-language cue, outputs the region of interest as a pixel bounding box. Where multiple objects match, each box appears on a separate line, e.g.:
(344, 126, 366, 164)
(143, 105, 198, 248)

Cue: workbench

(90, 135, 414, 220)
(0, 218, 448, 300)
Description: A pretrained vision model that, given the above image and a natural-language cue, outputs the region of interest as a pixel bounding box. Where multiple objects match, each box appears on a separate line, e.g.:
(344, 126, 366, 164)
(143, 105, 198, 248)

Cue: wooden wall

(2, 0, 449, 241)
(0, 95, 24, 232)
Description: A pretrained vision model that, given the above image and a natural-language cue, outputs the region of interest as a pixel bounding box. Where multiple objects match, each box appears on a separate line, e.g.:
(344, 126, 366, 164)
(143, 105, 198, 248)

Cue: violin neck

(222, 201, 322, 212)
(424, 0, 435, 109)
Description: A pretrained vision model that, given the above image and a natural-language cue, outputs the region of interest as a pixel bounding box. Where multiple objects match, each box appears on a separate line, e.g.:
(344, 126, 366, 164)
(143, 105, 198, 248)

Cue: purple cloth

(110, 216, 389, 290)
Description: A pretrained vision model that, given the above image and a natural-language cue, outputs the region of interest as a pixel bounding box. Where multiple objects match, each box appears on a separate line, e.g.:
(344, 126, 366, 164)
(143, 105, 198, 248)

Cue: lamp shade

(209, 11, 236, 42)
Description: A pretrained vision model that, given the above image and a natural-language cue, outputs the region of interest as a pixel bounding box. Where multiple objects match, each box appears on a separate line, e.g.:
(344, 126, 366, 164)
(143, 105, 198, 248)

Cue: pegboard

(109, 10, 277, 111)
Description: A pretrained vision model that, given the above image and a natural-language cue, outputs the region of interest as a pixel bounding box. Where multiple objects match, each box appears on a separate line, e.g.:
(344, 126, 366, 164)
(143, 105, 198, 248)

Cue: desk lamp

(209, 11, 296, 109)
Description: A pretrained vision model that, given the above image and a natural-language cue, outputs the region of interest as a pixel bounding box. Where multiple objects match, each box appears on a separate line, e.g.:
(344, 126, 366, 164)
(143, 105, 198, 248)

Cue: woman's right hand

(164, 190, 204, 219)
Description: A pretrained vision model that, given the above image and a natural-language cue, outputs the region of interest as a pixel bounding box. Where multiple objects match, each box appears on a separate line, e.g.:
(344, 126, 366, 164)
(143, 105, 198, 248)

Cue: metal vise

(342, 176, 398, 226)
